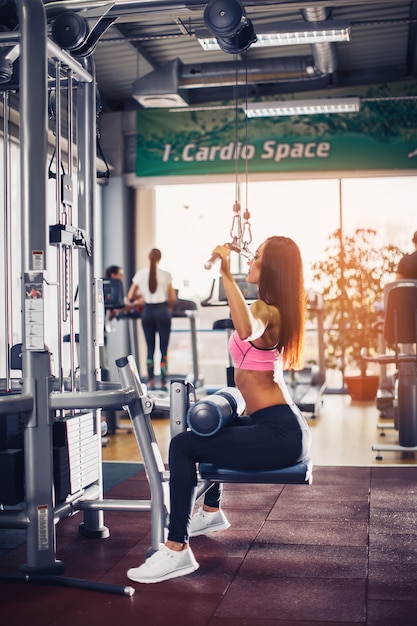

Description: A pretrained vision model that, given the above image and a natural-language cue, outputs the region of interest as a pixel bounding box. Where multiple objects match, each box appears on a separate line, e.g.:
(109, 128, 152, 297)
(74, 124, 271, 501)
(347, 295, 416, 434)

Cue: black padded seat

(173, 298, 198, 317)
(384, 281, 417, 345)
(10, 343, 23, 370)
(63, 333, 80, 342)
(213, 318, 234, 331)
(199, 457, 313, 485)
(212, 318, 235, 386)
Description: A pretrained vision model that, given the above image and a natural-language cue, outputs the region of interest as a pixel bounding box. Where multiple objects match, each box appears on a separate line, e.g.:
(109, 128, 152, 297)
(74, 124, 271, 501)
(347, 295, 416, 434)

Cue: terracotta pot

(344, 375, 380, 401)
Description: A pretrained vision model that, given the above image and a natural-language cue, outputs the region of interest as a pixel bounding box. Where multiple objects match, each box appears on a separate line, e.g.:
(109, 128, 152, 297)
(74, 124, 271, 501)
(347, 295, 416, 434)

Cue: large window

(156, 176, 417, 296)
(155, 176, 417, 386)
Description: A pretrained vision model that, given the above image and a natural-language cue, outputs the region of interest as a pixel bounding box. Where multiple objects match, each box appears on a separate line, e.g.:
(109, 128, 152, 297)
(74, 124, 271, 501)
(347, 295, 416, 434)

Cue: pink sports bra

(228, 330, 280, 371)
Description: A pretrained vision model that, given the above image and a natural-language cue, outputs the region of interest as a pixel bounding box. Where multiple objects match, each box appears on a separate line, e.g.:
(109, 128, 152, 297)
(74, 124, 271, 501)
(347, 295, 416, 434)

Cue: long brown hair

(148, 248, 161, 293)
(258, 236, 306, 370)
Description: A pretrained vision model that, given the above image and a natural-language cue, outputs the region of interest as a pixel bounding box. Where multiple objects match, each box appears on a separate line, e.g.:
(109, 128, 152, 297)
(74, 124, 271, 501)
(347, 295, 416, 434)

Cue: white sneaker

(188, 507, 231, 537)
(127, 544, 199, 584)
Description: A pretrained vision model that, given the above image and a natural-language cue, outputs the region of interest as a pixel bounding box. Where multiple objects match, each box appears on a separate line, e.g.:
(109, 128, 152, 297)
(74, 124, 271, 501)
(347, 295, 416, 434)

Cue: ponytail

(148, 248, 162, 293)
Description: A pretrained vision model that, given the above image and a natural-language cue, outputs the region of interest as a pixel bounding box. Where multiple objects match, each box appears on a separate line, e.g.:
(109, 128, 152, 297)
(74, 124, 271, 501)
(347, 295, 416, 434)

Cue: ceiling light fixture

(244, 97, 360, 117)
(197, 19, 351, 51)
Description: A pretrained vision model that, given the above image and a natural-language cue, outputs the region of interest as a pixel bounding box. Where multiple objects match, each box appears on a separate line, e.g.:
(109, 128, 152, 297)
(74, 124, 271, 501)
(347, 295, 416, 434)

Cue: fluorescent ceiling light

(244, 98, 360, 117)
(197, 20, 351, 50)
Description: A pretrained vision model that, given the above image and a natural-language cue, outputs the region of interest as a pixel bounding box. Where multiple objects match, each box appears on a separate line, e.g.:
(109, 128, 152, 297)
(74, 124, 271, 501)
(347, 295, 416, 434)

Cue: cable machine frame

(0, 1, 138, 594)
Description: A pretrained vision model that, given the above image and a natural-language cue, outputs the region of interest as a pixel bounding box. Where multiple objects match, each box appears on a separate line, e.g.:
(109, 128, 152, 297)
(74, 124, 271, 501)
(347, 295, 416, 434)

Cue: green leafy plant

(311, 228, 404, 377)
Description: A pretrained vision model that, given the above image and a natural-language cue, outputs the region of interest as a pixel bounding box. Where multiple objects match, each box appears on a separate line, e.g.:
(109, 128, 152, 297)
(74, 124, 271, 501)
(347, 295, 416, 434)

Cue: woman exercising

(127, 236, 311, 584)
(128, 249, 176, 391)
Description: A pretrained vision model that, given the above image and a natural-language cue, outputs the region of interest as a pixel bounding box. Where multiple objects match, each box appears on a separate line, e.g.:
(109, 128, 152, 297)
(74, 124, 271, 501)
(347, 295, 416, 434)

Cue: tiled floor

(1, 392, 417, 625)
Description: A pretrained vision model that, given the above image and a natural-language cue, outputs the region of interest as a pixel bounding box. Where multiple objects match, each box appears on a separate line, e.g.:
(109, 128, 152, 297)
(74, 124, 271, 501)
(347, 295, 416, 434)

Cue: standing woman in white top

(128, 249, 176, 390)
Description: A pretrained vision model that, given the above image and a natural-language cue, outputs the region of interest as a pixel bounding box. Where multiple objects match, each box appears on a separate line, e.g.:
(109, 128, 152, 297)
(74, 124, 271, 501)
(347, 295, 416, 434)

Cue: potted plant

(310, 228, 403, 400)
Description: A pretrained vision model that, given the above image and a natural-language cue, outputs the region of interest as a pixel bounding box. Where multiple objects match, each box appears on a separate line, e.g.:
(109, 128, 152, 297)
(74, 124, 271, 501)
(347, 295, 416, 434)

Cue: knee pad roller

(186, 387, 245, 436)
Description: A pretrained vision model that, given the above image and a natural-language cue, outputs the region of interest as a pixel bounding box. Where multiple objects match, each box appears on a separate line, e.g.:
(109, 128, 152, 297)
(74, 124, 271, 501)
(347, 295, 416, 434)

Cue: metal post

(169, 378, 193, 439)
(186, 310, 201, 386)
(116, 355, 169, 552)
(2, 91, 12, 391)
(16, 0, 64, 574)
(76, 58, 98, 392)
(76, 56, 108, 537)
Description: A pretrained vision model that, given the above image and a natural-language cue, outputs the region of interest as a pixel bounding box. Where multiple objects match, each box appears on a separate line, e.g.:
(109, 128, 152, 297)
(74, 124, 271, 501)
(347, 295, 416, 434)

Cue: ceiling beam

(44, 0, 409, 21)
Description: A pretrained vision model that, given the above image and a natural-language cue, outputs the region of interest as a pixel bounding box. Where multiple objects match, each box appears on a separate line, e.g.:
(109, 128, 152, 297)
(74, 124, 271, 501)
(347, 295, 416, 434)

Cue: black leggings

(167, 403, 311, 544)
(141, 302, 172, 361)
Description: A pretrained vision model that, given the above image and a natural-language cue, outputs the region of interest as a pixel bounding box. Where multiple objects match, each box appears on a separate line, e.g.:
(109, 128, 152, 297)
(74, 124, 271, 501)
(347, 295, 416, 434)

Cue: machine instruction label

(37, 505, 49, 551)
(24, 272, 45, 350)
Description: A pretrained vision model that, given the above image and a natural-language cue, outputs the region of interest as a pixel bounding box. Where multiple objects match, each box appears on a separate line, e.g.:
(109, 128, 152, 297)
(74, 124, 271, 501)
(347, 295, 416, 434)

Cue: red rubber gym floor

(1, 465, 417, 625)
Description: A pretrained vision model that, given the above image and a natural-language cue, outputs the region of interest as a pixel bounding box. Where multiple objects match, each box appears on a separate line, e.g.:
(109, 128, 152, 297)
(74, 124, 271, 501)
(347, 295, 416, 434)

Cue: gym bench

(199, 459, 313, 485)
(171, 379, 313, 492)
(116, 362, 313, 553)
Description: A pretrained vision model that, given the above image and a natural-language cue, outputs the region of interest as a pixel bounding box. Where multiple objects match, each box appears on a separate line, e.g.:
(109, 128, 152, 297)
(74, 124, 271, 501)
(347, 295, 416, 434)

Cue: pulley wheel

(216, 20, 256, 53)
(51, 12, 88, 52)
(204, 0, 244, 37)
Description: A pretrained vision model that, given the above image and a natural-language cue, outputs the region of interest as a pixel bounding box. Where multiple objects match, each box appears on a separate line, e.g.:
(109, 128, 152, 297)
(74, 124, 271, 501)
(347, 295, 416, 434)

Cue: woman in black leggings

(127, 236, 311, 583)
(128, 249, 176, 390)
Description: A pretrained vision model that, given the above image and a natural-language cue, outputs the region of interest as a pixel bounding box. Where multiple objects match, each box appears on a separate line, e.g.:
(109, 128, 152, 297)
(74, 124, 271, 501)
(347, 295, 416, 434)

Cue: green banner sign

(136, 96, 417, 177)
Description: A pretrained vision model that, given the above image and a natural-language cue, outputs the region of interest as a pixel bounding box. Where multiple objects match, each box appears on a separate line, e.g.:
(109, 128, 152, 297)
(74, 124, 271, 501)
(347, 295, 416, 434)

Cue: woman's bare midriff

(234, 369, 288, 415)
